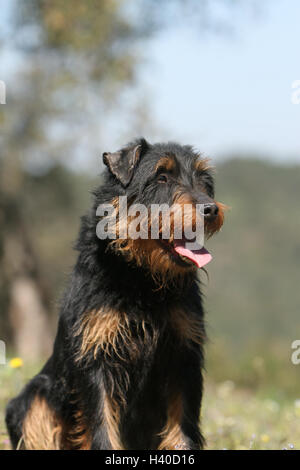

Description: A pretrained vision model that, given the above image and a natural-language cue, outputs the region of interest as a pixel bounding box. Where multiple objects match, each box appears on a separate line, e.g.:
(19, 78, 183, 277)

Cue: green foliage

(206, 158, 300, 349)
(22, 165, 96, 306)
(16, 0, 142, 84)
(202, 380, 300, 450)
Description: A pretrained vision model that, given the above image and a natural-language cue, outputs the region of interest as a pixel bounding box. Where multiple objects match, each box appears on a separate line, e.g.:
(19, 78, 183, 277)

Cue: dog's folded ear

(103, 138, 149, 187)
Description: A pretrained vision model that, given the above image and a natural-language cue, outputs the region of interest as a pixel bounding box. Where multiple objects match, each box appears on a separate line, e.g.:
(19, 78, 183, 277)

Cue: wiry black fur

(5, 138, 221, 450)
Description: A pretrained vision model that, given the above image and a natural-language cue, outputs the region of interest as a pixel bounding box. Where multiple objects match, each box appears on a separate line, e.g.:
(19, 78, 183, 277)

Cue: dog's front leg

(180, 351, 205, 450)
(157, 392, 196, 450)
(158, 345, 204, 451)
(158, 392, 203, 450)
(88, 385, 124, 450)
(90, 425, 113, 450)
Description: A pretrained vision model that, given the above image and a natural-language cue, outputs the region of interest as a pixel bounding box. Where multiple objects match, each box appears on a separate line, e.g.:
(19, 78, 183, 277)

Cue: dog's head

(100, 138, 226, 285)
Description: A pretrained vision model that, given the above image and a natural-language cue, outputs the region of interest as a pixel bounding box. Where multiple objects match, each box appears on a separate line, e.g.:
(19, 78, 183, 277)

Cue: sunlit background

(0, 0, 300, 450)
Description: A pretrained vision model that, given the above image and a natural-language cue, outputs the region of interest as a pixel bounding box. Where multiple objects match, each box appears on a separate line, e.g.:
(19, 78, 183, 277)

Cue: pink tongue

(173, 240, 212, 268)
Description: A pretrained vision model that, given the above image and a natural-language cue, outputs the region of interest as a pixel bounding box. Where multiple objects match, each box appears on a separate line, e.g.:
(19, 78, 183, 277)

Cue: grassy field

(1, 360, 299, 451)
(202, 380, 299, 450)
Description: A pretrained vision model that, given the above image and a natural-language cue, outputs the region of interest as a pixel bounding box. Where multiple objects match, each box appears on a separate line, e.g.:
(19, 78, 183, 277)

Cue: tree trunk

(9, 277, 52, 360)
(1, 191, 53, 360)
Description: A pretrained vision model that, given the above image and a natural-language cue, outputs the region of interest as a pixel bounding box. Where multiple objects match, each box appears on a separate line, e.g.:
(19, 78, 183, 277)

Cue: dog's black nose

(203, 203, 219, 220)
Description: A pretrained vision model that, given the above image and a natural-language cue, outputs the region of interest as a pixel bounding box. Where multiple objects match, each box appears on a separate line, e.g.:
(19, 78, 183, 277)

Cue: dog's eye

(157, 174, 168, 183)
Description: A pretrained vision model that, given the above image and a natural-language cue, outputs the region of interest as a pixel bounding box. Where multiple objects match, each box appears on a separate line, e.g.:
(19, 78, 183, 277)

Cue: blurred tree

(1, 0, 150, 359)
(0, 0, 253, 358)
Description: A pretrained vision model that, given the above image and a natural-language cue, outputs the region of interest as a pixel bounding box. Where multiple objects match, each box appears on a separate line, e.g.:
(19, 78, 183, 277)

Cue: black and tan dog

(6, 138, 225, 450)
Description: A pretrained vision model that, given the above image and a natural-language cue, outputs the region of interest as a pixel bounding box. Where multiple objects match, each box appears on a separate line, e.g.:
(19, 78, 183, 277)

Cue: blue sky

(1, 1, 300, 163)
(140, 1, 300, 162)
